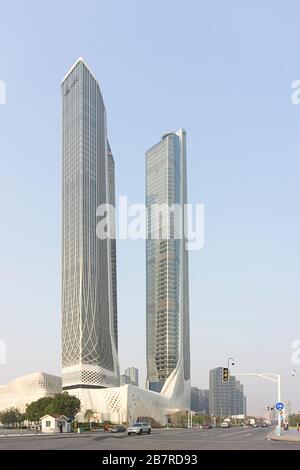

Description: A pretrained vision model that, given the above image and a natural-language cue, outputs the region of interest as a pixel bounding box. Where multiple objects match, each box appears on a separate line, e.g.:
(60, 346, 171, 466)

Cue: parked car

(201, 424, 213, 429)
(110, 426, 127, 433)
(127, 422, 151, 435)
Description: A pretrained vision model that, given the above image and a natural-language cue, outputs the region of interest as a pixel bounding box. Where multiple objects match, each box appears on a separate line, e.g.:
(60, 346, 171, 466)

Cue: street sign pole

(277, 375, 281, 436)
(275, 400, 285, 435)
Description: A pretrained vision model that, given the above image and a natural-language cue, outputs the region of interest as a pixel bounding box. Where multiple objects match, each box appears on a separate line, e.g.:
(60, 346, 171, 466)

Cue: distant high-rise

(209, 367, 246, 417)
(125, 367, 139, 387)
(61, 58, 119, 391)
(191, 387, 209, 414)
(120, 374, 130, 386)
(146, 130, 190, 406)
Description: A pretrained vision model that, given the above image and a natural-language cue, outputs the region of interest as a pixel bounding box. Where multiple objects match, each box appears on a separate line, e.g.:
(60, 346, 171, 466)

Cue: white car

(221, 421, 231, 428)
(127, 422, 151, 435)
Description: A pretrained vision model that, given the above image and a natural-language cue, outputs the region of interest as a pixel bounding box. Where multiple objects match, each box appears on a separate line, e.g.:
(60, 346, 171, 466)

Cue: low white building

(0, 368, 190, 427)
(0, 372, 62, 413)
(40, 414, 70, 433)
(71, 363, 190, 425)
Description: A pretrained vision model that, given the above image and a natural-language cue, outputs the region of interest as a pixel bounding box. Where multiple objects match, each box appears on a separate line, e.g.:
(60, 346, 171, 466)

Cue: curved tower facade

(61, 58, 119, 391)
(146, 129, 190, 408)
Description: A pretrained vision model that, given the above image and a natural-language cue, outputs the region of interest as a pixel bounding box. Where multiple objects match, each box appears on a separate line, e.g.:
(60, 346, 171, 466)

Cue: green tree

(84, 409, 94, 430)
(0, 407, 24, 428)
(193, 415, 205, 426)
(25, 397, 53, 423)
(46, 392, 81, 418)
(288, 414, 300, 427)
(16, 412, 26, 427)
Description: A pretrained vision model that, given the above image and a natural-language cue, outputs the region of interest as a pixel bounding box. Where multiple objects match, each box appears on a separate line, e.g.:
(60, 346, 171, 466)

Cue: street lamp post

(227, 358, 234, 420)
(228, 357, 235, 370)
(232, 372, 281, 436)
(234, 386, 237, 425)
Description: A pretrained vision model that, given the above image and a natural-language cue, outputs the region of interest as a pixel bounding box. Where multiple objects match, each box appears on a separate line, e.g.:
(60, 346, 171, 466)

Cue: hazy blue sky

(1, 0, 300, 415)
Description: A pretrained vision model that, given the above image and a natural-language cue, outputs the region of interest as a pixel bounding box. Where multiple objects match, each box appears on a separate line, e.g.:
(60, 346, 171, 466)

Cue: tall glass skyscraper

(146, 130, 190, 406)
(61, 58, 119, 391)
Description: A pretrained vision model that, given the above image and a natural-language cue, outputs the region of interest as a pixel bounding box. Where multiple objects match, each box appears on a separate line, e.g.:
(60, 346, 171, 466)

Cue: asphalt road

(0, 426, 300, 450)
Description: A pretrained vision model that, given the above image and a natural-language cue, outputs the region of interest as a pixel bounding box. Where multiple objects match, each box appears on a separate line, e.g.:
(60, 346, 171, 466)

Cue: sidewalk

(270, 429, 300, 443)
(0, 431, 112, 439)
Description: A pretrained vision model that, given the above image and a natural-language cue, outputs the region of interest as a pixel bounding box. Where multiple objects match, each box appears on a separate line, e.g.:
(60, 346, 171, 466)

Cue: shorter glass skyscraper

(146, 130, 190, 407)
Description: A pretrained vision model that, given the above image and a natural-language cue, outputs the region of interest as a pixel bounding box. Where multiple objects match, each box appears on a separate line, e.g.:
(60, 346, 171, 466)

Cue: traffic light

(222, 367, 229, 382)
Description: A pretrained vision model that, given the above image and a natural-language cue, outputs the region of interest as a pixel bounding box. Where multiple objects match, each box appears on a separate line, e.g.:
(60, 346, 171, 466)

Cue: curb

(268, 432, 300, 443)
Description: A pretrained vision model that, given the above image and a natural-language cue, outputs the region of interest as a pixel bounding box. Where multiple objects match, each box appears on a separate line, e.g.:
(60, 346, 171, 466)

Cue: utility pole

(227, 357, 235, 425)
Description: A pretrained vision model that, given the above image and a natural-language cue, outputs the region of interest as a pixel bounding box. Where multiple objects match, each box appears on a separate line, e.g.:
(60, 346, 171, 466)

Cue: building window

(46, 421, 51, 427)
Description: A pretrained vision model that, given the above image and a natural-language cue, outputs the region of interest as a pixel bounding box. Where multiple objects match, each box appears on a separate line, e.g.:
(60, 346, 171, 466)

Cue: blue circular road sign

(275, 402, 284, 411)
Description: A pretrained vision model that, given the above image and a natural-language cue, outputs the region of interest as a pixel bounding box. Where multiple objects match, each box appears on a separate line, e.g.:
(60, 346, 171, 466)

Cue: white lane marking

(214, 429, 257, 438)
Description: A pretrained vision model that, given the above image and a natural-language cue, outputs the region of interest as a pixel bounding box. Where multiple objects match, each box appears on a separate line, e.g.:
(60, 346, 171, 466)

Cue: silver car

(127, 422, 151, 435)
